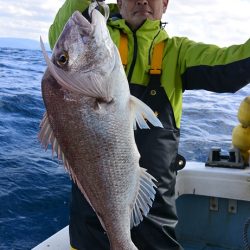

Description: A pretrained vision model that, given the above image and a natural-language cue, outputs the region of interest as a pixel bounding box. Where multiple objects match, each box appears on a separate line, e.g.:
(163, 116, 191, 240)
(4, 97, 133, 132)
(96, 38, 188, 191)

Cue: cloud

(0, 0, 249, 46)
(164, 0, 250, 46)
(0, 0, 64, 42)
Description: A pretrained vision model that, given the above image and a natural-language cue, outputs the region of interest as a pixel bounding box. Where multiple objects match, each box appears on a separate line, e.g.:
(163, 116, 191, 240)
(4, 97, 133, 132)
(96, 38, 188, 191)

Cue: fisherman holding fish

(47, 0, 250, 249)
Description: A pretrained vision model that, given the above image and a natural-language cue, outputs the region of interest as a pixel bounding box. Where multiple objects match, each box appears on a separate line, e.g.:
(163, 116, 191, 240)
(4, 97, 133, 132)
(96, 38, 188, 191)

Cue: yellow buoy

(240, 150, 250, 164)
(238, 96, 250, 127)
(232, 124, 250, 163)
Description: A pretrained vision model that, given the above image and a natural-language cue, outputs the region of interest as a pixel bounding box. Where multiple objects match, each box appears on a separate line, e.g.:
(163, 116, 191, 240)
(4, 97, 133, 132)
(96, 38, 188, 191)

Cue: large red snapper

(39, 5, 163, 250)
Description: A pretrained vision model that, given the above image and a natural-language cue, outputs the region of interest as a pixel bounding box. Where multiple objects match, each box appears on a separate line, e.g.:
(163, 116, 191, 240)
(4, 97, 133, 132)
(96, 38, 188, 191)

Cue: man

(49, 0, 250, 249)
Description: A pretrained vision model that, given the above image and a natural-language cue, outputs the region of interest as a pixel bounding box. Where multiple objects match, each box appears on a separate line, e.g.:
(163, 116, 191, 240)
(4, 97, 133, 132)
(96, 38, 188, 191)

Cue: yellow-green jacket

(49, 0, 250, 128)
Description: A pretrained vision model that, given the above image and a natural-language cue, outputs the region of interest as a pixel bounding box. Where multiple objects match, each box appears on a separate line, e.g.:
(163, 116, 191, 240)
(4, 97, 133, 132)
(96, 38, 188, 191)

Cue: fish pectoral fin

(129, 95, 163, 129)
(40, 37, 112, 102)
(38, 112, 72, 174)
(130, 168, 157, 228)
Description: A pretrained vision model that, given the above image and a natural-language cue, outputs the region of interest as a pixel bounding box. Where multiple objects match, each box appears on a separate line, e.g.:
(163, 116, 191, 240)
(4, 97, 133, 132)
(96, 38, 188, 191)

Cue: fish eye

(57, 52, 68, 66)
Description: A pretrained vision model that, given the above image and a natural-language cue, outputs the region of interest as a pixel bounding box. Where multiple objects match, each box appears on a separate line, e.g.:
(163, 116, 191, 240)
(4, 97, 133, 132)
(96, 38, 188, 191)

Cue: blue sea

(0, 47, 249, 250)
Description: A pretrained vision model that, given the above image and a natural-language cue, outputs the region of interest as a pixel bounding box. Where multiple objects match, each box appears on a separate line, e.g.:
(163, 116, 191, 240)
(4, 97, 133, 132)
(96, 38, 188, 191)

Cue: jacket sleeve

(179, 37, 250, 93)
(48, 0, 91, 50)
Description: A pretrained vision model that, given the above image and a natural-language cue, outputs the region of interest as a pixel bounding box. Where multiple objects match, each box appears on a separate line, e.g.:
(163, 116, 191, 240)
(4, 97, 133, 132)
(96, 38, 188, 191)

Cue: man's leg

(69, 182, 110, 250)
(131, 176, 183, 250)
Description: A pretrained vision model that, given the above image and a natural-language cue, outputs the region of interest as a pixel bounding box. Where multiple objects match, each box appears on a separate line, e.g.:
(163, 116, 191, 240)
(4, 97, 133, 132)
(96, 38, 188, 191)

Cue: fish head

(52, 9, 114, 75)
(41, 7, 119, 101)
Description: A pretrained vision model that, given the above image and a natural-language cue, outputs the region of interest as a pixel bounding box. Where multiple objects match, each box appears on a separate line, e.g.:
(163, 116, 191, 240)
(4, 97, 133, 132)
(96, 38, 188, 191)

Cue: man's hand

(89, 0, 109, 21)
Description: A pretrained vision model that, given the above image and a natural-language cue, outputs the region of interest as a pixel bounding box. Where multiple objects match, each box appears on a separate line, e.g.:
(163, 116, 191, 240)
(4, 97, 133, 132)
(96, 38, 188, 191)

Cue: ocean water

(0, 47, 249, 250)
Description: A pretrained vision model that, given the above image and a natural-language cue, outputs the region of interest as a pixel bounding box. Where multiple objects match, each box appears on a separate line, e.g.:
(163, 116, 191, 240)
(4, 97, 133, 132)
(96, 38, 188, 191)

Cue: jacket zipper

(148, 29, 161, 65)
(127, 31, 138, 83)
(127, 29, 162, 82)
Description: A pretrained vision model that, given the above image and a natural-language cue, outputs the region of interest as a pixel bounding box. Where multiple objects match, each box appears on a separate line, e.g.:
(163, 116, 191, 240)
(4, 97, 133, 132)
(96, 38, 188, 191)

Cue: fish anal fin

(131, 168, 157, 228)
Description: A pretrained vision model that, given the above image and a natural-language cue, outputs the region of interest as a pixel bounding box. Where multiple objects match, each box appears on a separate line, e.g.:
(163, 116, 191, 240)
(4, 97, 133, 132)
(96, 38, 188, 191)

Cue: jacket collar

(108, 14, 169, 40)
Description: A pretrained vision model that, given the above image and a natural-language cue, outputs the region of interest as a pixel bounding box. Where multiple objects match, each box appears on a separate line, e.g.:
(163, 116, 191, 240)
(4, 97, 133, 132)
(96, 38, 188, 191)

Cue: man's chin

(135, 12, 152, 19)
(126, 16, 149, 30)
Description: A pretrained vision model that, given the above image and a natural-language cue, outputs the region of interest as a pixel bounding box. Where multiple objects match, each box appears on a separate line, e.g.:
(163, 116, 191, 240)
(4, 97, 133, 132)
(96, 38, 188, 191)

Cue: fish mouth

(71, 11, 94, 35)
(70, 2, 110, 37)
(70, 0, 110, 36)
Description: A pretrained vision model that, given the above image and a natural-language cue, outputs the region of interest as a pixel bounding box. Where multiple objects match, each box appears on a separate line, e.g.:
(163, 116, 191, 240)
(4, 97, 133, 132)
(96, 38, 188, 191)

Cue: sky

(0, 0, 249, 47)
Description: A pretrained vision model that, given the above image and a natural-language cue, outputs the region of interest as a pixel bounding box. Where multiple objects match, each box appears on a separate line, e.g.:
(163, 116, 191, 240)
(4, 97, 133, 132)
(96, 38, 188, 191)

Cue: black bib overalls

(69, 73, 183, 250)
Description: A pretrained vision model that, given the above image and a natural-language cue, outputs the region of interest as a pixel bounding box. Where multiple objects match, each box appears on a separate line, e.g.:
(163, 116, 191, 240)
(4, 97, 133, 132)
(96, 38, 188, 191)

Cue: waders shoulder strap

(118, 32, 165, 75)
(149, 41, 165, 75)
(119, 32, 128, 69)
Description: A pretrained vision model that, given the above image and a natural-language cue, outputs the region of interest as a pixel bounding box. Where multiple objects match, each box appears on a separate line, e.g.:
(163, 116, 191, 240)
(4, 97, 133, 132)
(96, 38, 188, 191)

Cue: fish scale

(43, 71, 138, 208)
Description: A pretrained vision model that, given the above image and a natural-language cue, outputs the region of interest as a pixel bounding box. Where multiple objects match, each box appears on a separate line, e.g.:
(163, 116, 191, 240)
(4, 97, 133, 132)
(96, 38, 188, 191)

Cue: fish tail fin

(130, 168, 157, 228)
(129, 95, 163, 129)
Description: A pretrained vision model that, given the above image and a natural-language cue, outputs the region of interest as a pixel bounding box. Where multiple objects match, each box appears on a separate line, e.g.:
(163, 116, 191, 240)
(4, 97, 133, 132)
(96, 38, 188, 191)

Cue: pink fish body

(39, 6, 162, 250)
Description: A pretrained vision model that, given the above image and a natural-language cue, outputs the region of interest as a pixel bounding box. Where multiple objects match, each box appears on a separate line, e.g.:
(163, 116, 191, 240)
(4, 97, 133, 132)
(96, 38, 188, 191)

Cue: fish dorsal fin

(38, 112, 73, 176)
(40, 37, 113, 103)
(38, 113, 98, 210)
(131, 168, 157, 227)
(38, 113, 103, 229)
(129, 95, 163, 129)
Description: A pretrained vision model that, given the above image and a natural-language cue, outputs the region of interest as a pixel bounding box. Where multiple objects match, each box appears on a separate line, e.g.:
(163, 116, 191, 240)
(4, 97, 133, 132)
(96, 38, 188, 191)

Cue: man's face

(117, 0, 169, 30)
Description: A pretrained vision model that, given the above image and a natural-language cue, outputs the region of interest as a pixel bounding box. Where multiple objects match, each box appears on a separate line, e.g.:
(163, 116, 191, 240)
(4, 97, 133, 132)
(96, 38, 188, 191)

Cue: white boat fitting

(32, 226, 69, 250)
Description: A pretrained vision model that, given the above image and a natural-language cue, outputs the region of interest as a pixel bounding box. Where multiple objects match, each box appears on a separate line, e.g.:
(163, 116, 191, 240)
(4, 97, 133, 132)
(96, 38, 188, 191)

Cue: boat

(32, 161, 250, 250)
